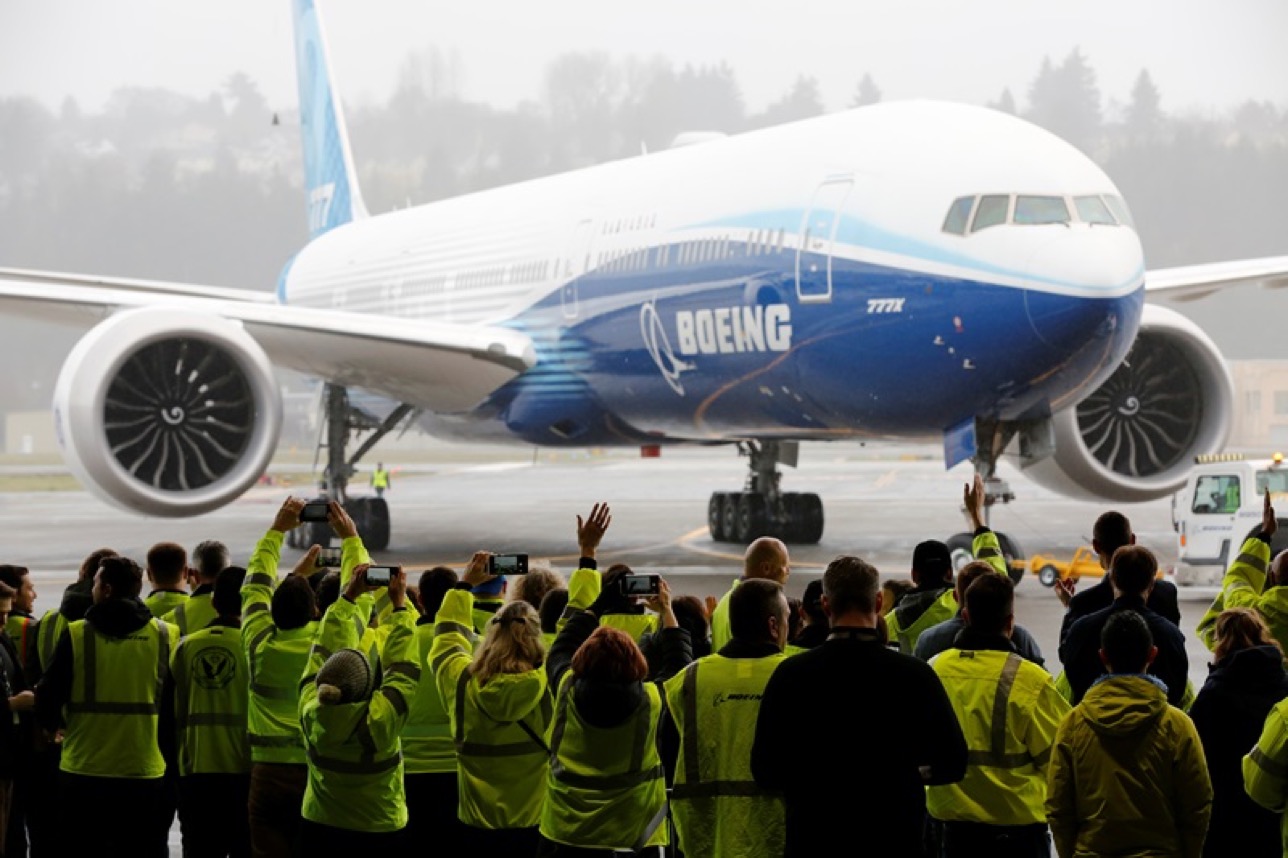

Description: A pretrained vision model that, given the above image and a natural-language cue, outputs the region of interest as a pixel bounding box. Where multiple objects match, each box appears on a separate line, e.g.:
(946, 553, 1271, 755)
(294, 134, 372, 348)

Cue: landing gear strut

(707, 441, 824, 545)
(286, 383, 417, 552)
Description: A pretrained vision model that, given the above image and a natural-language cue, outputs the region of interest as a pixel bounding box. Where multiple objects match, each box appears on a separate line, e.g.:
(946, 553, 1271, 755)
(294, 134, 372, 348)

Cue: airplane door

(561, 219, 596, 320)
(795, 176, 853, 303)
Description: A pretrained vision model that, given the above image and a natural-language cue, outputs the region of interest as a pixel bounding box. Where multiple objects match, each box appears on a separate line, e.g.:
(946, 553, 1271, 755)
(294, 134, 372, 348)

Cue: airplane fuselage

(281, 101, 1145, 449)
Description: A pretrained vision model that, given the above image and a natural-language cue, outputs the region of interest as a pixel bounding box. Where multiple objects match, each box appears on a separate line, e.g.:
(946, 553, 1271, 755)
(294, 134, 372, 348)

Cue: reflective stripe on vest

(36, 611, 64, 672)
(1250, 746, 1288, 779)
(67, 620, 169, 715)
(963, 653, 1034, 770)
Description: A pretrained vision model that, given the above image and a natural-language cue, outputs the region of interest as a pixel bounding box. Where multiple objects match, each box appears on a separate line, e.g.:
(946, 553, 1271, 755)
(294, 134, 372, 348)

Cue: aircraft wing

(1146, 255, 1288, 302)
(0, 268, 536, 413)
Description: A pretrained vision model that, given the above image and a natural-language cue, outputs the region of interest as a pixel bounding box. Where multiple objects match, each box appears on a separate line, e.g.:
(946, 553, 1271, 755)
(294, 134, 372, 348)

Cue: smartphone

(365, 565, 397, 587)
(300, 501, 330, 523)
(619, 574, 661, 596)
(488, 554, 529, 576)
(314, 547, 342, 569)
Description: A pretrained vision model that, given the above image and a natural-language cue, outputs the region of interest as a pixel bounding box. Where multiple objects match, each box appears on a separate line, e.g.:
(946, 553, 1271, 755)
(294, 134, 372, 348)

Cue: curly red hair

(572, 626, 648, 683)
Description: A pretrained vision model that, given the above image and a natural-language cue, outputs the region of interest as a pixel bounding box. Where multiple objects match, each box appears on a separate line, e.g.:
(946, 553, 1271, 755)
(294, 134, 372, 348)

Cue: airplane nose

(1024, 225, 1144, 347)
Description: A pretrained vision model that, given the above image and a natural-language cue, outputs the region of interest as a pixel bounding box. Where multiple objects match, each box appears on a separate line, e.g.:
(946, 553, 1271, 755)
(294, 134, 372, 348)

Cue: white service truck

(1172, 453, 1288, 585)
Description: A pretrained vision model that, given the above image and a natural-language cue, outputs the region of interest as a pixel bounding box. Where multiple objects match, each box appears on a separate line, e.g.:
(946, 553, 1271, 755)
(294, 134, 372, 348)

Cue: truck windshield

(1256, 469, 1288, 495)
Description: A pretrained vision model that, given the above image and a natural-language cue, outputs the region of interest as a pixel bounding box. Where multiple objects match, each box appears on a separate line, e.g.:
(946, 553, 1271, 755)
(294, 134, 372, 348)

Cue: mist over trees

(0, 48, 1286, 409)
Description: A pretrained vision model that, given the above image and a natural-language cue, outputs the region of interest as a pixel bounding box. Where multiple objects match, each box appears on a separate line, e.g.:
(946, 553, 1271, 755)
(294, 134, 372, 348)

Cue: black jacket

(1189, 645, 1288, 858)
(1060, 574, 1180, 642)
(752, 627, 967, 857)
(1059, 595, 1189, 707)
(0, 631, 30, 777)
(790, 623, 829, 650)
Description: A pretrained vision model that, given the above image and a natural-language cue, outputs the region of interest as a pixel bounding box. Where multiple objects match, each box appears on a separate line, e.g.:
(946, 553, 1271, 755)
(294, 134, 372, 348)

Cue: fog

(0, 1, 1286, 416)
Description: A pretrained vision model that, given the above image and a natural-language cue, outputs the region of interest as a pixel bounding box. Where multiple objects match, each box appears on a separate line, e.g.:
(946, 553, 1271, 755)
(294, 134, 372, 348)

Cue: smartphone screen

(300, 501, 329, 523)
(315, 547, 342, 569)
(365, 565, 395, 587)
(620, 574, 660, 596)
(488, 554, 529, 575)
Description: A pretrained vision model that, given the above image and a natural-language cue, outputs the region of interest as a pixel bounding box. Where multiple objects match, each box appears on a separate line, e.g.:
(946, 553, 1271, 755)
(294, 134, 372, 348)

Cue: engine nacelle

(1023, 303, 1232, 503)
(53, 308, 282, 517)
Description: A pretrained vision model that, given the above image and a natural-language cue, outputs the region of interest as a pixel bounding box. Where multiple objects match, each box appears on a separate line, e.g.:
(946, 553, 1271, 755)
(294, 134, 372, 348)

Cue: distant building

(1230, 361, 1288, 450)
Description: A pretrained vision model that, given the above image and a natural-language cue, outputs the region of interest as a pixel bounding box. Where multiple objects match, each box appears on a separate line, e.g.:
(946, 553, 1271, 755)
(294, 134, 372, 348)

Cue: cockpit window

(942, 197, 974, 235)
(1103, 194, 1135, 229)
(1014, 195, 1070, 225)
(972, 195, 1009, 232)
(1075, 195, 1116, 225)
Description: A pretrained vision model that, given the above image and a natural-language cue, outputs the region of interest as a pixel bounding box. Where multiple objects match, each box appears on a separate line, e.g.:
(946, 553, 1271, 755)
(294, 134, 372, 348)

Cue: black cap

(911, 540, 952, 580)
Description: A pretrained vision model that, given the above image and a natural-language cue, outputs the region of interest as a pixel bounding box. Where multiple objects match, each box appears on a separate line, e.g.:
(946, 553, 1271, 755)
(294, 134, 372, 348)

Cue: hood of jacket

(1211, 644, 1286, 685)
(473, 666, 549, 723)
(1082, 675, 1168, 738)
(59, 579, 95, 622)
(894, 586, 949, 627)
(84, 597, 154, 638)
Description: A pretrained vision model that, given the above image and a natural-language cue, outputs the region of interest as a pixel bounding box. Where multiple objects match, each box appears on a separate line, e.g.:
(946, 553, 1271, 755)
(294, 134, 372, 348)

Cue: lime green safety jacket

(430, 588, 553, 830)
(1197, 535, 1288, 653)
(299, 597, 419, 832)
(241, 530, 318, 765)
(172, 622, 250, 776)
(163, 591, 218, 638)
(61, 616, 178, 778)
(928, 647, 1069, 825)
(1244, 697, 1288, 855)
(540, 673, 668, 850)
(400, 620, 456, 775)
(145, 589, 188, 618)
(664, 650, 788, 858)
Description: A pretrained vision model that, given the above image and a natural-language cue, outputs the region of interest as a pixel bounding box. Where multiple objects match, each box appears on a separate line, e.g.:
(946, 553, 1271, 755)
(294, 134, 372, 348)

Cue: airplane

(2, 0, 1287, 570)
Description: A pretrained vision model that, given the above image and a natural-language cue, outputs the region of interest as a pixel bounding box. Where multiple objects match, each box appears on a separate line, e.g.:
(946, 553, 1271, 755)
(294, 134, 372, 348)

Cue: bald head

(744, 537, 790, 585)
(1271, 550, 1288, 588)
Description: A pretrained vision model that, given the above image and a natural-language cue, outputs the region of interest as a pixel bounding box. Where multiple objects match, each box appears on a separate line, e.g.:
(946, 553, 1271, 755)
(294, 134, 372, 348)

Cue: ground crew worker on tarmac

(539, 502, 691, 857)
(145, 542, 190, 618)
(430, 552, 553, 854)
(163, 540, 230, 636)
(710, 536, 790, 651)
(884, 538, 956, 654)
(34, 554, 180, 858)
(370, 462, 390, 498)
(665, 577, 789, 858)
(297, 563, 419, 852)
(171, 565, 251, 858)
(400, 565, 468, 850)
(241, 497, 322, 857)
(1198, 490, 1288, 654)
(0, 567, 36, 677)
(926, 574, 1069, 857)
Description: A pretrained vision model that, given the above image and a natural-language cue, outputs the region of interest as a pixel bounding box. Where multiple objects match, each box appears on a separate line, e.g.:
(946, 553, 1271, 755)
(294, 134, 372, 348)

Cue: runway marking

(675, 525, 826, 569)
(875, 469, 898, 489)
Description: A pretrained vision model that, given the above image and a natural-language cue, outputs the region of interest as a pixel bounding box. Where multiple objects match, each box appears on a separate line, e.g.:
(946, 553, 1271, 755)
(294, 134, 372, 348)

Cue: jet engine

(1023, 304, 1232, 503)
(53, 308, 282, 516)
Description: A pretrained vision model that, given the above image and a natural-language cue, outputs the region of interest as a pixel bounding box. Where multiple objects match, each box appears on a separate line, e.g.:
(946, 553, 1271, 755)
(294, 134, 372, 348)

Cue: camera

(365, 565, 397, 587)
(488, 554, 529, 576)
(314, 547, 342, 569)
(619, 574, 661, 596)
(300, 501, 330, 523)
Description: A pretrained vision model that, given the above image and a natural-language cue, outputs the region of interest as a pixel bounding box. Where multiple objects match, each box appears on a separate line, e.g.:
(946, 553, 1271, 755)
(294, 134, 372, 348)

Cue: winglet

(291, 0, 368, 238)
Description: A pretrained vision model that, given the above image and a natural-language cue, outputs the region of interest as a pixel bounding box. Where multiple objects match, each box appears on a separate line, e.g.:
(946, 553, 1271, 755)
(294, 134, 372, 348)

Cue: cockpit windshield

(943, 192, 1135, 236)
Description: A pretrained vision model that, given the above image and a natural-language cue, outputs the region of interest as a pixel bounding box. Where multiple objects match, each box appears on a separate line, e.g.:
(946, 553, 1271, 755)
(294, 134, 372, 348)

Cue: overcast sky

(2, 1, 1285, 115)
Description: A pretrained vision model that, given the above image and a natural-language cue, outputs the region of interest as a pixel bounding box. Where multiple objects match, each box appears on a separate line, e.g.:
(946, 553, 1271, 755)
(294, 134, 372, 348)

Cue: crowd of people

(1, 477, 1288, 857)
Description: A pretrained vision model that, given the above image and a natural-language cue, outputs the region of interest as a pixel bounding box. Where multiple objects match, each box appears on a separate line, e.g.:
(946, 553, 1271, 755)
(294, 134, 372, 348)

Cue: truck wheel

(1038, 565, 1059, 587)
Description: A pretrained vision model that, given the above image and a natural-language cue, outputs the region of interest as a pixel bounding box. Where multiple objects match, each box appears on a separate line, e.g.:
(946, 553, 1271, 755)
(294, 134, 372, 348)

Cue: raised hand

(964, 474, 986, 530)
(1264, 489, 1278, 538)
(329, 500, 358, 540)
(272, 496, 305, 533)
(461, 551, 495, 588)
(577, 503, 612, 557)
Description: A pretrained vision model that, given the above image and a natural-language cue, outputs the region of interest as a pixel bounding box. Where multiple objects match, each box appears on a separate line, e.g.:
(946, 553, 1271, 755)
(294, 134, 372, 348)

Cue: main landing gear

(707, 441, 824, 545)
(285, 383, 416, 553)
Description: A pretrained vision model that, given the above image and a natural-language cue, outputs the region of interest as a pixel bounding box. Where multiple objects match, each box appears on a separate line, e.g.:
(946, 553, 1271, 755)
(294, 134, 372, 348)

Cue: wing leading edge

(1146, 255, 1288, 302)
(0, 270, 535, 414)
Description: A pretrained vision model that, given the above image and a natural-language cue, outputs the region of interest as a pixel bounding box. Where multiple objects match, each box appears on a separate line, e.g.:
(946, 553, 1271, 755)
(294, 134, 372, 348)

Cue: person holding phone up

(537, 503, 693, 857)
(297, 563, 420, 851)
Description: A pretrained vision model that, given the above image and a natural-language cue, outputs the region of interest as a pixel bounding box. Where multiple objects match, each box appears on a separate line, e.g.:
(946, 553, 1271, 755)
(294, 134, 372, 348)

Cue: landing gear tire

(721, 493, 739, 543)
(1038, 565, 1060, 587)
(346, 497, 391, 552)
(734, 493, 769, 543)
(946, 531, 1026, 586)
(708, 494, 728, 542)
(783, 492, 824, 544)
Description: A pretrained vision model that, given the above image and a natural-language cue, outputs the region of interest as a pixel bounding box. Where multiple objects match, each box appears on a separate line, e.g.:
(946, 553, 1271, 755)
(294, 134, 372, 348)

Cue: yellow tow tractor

(1029, 547, 1102, 588)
